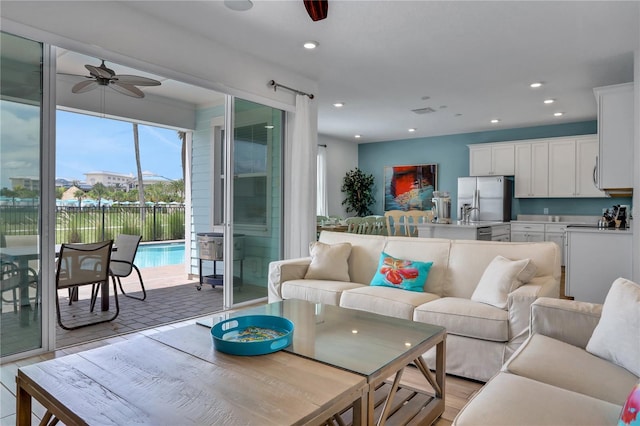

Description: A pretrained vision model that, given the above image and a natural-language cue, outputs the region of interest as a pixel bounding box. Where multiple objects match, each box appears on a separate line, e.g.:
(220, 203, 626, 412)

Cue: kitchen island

(416, 221, 509, 241)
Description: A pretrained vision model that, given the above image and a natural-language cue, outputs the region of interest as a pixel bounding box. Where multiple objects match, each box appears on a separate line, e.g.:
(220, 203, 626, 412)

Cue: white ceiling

(7, 1, 640, 143)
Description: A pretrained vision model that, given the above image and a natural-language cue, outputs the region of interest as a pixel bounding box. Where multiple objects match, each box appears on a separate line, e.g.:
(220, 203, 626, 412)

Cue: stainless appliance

(457, 176, 512, 222)
(432, 191, 452, 224)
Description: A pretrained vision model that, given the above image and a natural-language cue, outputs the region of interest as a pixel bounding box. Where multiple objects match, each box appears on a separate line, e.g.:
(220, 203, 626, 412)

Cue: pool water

(135, 243, 185, 268)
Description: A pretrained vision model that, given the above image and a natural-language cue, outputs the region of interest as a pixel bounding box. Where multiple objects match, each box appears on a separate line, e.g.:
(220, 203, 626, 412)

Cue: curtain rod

(268, 80, 314, 99)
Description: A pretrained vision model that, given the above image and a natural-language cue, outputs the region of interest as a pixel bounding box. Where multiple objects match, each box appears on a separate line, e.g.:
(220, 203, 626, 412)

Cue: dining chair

(109, 234, 146, 301)
(55, 240, 118, 330)
(345, 217, 365, 234)
(385, 210, 410, 236)
(405, 210, 434, 237)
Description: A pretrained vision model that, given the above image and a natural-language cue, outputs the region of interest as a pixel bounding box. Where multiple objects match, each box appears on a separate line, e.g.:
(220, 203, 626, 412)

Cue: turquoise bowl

(211, 315, 294, 356)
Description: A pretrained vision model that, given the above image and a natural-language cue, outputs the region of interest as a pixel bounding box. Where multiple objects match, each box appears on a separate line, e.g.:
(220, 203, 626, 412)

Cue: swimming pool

(135, 242, 185, 268)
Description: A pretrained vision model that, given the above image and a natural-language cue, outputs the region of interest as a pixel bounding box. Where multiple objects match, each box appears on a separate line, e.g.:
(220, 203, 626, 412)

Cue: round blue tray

(211, 315, 294, 356)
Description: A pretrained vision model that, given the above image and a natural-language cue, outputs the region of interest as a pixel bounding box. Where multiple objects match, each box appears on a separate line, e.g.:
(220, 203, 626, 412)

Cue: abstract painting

(384, 164, 438, 211)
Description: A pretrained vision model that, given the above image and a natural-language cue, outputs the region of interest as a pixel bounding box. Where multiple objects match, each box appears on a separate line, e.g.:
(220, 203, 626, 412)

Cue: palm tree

(73, 189, 85, 208)
(89, 182, 108, 208)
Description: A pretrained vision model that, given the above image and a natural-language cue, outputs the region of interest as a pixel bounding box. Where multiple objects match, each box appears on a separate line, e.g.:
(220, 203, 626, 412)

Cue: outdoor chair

(1, 260, 39, 313)
(109, 234, 146, 301)
(55, 240, 118, 330)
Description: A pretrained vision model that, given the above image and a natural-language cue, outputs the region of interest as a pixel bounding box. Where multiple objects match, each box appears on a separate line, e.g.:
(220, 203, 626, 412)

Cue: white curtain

(285, 94, 317, 258)
(316, 145, 328, 217)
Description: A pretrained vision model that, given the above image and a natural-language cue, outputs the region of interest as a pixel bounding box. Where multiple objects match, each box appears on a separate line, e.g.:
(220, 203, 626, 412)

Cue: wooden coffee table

(202, 299, 447, 425)
(16, 328, 367, 425)
(17, 300, 445, 426)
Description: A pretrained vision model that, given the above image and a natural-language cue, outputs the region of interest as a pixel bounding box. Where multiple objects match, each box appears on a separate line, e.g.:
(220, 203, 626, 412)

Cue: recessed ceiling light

(264, 125, 274, 129)
(224, 0, 253, 11)
(408, 128, 416, 132)
(544, 99, 555, 104)
(554, 112, 564, 117)
(333, 102, 344, 108)
(530, 82, 543, 88)
(354, 134, 361, 139)
(303, 41, 318, 49)
(490, 119, 500, 124)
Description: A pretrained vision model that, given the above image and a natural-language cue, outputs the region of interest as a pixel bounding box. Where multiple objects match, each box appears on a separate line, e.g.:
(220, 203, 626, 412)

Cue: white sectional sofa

(454, 279, 640, 425)
(268, 231, 561, 382)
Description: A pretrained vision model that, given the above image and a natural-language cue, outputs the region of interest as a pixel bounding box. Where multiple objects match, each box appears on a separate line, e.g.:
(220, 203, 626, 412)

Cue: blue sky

(56, 110, 183, 182)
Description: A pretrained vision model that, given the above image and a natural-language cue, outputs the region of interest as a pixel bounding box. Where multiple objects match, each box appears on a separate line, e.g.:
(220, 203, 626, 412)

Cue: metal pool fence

(0, 205, 185, 244)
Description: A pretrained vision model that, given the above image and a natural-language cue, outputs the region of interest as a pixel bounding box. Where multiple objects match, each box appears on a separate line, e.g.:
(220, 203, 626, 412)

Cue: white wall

(318, 134, 358, 218)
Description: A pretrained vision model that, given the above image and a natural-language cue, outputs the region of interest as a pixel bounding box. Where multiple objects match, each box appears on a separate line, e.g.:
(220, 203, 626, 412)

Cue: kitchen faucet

(461, 204, 479, 223)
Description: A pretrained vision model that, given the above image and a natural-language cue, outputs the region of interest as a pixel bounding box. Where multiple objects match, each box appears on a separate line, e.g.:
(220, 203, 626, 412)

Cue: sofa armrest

(507, 276, 559, 343)
(267, 257, 312, 302)
(530, 297, 602, 349)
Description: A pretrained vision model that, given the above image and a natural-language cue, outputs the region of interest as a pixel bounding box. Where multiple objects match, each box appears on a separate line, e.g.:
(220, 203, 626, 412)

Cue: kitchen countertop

(565, 226, 632, 234)
(416, 221, 505, 228)
(512, 214, 601, 225)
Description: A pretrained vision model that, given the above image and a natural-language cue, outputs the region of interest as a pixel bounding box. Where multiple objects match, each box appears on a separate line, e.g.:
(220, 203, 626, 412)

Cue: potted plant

(341, 168, 375, 217)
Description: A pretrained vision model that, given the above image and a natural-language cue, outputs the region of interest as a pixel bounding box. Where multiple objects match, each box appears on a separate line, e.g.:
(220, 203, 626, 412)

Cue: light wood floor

(0, 318, 485, 425)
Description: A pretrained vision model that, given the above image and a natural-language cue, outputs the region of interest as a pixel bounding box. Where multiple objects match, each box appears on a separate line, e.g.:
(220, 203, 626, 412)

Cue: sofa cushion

(281, 279, 365, 306)
(413, 297, 509, 342)
(304, 241, 352, 282)
(619, 380, 640, 426)
(503, 334, 639, 405)
(446, 240, 560, 298)
(383, 237, 451, 295)
(471, 255, 537, 309)
(318, 232, 387, 285)
(452, 372, 624, 426)
(340, 286, 439, 320)
(586, 278, 640, 377)
(370, 252, 433, 292)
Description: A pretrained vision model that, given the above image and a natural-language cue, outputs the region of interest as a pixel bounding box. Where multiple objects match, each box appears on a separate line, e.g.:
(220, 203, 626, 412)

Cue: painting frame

(384, 164, 438, 212)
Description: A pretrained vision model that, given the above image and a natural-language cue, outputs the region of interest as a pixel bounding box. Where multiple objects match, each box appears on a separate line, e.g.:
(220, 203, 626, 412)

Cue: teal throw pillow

(370, 252, 433, 292)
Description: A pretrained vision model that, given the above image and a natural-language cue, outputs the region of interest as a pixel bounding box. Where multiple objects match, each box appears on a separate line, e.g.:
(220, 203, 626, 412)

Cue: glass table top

(199, 299, 445, 377)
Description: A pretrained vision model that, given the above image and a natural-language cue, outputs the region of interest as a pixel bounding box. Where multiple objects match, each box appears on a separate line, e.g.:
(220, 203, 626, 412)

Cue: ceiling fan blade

(57, 72, 91, 79)
(304, 0, 328, 21)
(72, 80, 99, 93)
(113, 75, 161, 86)
(110, 82, 145, 98)
(85, 64, 113, 79)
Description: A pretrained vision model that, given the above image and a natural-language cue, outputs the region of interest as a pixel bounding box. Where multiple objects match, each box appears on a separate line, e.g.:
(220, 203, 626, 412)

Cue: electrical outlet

(543, 208, 549, 215)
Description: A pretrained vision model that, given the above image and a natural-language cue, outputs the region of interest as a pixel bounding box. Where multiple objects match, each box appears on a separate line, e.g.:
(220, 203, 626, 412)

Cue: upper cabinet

(469, 143, 515, 176)
(514, 141, 548, 198)
(593, 83, 634, 192)
(548, 136, 605, 198)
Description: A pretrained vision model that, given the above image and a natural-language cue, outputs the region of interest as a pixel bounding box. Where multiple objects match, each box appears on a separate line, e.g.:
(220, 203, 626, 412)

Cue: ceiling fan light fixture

(224, 0, 253, 12)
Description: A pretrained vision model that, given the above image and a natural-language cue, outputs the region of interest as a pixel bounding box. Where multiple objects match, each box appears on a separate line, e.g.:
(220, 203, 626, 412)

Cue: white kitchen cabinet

(548, 136, 605, 198)
(593, 83, 634, 191)
(548, 138, 576, 197)
(469, 143, 515, 176)
(514, 141, 548, 198)
(566, 228, 633, 303)
(510, 223, 545, 242)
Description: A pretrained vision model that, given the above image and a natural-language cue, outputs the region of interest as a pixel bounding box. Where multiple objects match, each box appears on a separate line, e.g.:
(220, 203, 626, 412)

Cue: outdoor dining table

(0, 244, 115, 315)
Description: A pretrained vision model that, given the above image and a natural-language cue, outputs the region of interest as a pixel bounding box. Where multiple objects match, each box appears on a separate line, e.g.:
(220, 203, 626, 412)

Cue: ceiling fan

(60, 60, 161, 98)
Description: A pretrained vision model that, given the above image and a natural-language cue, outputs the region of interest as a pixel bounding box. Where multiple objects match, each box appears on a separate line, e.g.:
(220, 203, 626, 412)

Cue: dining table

(0, 243, 115, 315)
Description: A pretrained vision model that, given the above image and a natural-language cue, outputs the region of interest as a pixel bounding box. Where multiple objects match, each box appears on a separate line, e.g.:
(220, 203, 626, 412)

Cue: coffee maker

(432, 191, 452, 224)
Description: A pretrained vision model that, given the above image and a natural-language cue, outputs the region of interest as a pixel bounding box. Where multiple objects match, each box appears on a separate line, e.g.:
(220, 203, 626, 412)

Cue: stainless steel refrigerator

(457, 176, 512, 222)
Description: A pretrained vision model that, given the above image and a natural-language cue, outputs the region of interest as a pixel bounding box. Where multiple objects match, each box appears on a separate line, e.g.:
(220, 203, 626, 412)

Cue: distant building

(84, 171, 134, 189)
(9, 177, 39, 191)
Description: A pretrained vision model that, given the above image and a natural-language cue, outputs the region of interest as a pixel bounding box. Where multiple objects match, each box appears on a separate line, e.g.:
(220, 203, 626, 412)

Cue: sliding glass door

(0, 32, 45, 357)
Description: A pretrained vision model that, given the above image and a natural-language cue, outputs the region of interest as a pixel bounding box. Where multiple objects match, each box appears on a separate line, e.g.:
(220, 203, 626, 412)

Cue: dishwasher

(476, 226, 492, 241)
